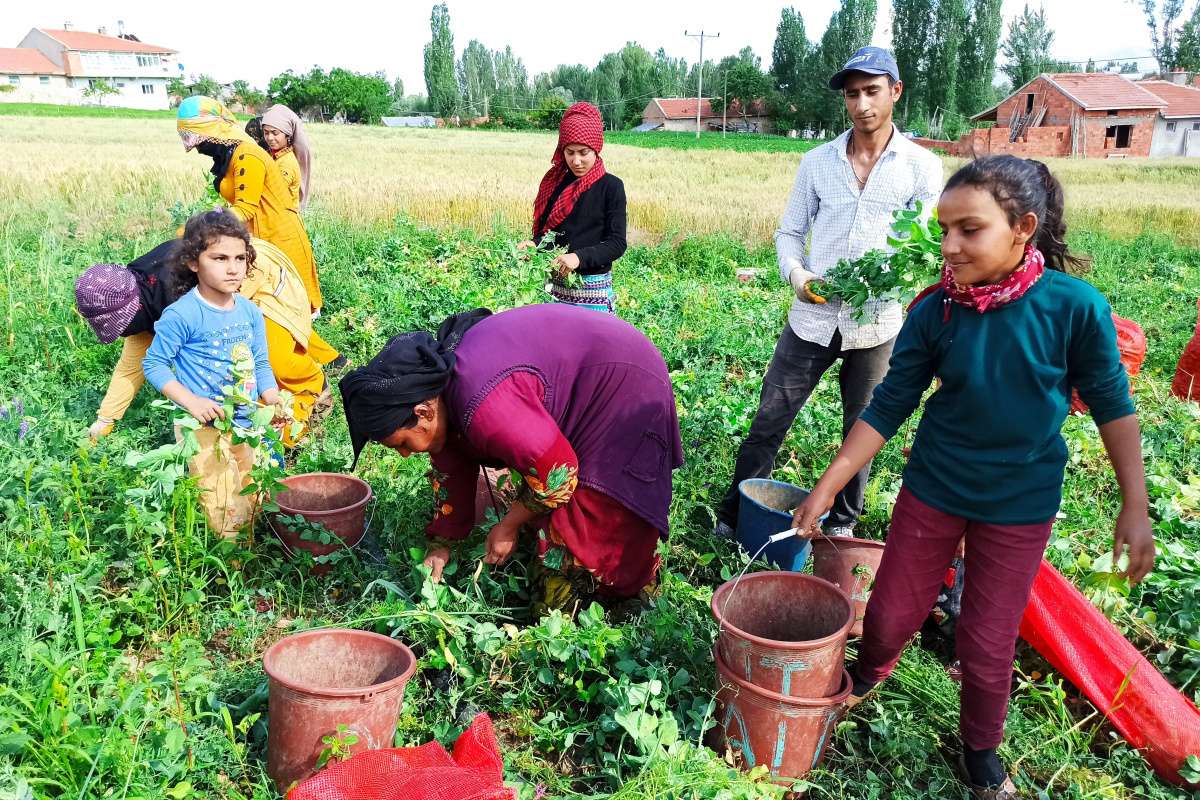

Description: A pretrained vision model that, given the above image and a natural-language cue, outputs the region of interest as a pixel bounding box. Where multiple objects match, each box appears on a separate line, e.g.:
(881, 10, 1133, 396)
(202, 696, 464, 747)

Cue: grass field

(1, 114, 1200, 799)
(604, 129, 826, 154)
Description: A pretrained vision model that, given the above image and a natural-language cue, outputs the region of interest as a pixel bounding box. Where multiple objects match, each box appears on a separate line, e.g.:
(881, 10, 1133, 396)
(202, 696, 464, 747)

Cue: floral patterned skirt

(529, 485, 661, 602)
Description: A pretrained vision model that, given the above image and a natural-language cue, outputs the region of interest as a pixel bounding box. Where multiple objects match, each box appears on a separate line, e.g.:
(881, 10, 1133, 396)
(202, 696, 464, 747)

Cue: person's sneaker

(823, 525, 855, 538)
(713, 520, 736, 539)
(327, 355, 352, 375)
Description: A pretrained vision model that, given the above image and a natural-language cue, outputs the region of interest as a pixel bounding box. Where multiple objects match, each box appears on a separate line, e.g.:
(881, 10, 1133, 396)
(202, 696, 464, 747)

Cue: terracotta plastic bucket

(263, 628, 416, 791)
(811, 536, 887, 638)
(713, 646, 851, 784)
(270, 473, 372, 569)
(712, 571, 852, 697)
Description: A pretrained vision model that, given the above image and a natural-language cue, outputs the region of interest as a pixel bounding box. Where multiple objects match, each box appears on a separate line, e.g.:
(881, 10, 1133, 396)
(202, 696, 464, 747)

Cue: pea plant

(808, 202, 943, 319)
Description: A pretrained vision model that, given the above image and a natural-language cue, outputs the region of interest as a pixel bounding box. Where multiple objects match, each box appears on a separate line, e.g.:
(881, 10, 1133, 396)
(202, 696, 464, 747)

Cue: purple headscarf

(75, 263, 139, 343)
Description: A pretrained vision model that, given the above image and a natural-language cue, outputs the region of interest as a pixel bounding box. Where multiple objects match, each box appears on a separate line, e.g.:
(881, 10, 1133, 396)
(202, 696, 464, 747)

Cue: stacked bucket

(710, 478, 889, 784)
(710, 572, 853, 784)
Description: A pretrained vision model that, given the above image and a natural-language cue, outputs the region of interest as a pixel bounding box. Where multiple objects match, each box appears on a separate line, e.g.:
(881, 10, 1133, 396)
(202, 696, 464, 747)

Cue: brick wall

(914, 89, 1158, 159)
(914, 127, 1071, 158)
(1077, 111, 1156, 157)
(996, 77, 1077, 127)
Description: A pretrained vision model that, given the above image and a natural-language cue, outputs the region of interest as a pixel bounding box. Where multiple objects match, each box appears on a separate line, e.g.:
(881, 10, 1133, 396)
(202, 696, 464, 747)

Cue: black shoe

(328, 355, 351, 375)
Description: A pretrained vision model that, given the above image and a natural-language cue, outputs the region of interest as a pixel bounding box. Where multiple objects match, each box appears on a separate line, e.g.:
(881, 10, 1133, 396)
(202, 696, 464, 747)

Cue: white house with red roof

(1, 25, 177, 109)
(1138, 78, 1200, 157)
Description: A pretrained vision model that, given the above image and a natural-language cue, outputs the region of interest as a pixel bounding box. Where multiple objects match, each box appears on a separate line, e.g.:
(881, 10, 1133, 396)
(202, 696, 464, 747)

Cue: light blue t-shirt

(143, 288, 276, 427)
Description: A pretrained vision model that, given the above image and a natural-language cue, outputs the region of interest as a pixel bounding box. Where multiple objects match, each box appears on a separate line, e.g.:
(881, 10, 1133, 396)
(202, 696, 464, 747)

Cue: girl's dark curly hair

(168, 209, 258, 299)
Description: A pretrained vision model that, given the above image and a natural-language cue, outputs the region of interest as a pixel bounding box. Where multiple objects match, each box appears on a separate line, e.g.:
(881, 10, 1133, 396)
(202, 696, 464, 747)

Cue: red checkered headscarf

(532, 102, 606, 240)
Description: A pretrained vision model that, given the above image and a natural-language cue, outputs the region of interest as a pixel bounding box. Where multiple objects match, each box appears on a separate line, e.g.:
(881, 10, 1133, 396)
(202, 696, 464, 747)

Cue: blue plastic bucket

(736, 479, 812, 571)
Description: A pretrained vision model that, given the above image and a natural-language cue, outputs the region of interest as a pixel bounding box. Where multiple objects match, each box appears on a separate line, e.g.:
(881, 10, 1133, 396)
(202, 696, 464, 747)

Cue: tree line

(166, 0, 1200, 131)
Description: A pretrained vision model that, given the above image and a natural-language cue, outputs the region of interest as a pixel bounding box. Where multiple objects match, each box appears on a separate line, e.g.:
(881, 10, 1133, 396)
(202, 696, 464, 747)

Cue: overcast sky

(2, 1, 1157, 91)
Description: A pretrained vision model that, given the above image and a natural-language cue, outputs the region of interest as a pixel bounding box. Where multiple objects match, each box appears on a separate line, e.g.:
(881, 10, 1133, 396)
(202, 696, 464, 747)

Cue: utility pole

(722, 70, 728, 139)
(685, 29, 719, 139)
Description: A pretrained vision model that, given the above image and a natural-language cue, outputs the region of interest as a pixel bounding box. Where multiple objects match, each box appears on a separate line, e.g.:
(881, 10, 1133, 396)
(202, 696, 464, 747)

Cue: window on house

(1105, 124, 1133, 148)
(1108, 110, 1118, 117)
(39, 75, 49, 85)
(6, 75, 19, 85)
(142, 84, 154, 95)
(116, 81, 126, 88)
(1025, 93, 1035, 112)
(1167, 121, 1177, 132)
(1194, 122, 1200, 131)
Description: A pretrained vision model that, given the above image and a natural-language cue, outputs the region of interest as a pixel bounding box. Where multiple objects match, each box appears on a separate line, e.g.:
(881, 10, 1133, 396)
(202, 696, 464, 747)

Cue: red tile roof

(0, 47, 64, 75)
(38, 28, 175, 54)
(1138, 80, 1200, 118)
(654, 98, 716, 119)
(651, 97, 767, 119)
(1042, 73, 1166, 110)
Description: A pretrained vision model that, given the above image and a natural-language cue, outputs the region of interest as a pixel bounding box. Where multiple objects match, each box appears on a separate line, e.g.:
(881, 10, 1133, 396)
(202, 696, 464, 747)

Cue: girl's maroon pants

(856, 485, 1053, 749)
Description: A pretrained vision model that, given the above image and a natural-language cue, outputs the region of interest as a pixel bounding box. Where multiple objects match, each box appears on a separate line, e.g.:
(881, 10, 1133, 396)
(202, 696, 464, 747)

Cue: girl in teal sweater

(793, 156, 1155, 799)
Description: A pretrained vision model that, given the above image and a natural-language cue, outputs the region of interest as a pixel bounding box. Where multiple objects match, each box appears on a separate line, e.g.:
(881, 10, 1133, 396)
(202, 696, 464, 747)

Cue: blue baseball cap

(829, 46, 900, 90)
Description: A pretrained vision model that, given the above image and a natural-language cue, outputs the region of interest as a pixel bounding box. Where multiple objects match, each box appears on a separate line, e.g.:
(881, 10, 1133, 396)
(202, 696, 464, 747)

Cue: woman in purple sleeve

(339, 304, 683, 616)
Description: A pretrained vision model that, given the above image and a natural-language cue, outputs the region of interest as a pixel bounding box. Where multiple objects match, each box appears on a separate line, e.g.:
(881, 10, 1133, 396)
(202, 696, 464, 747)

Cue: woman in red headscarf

(518, 102, 627, 314)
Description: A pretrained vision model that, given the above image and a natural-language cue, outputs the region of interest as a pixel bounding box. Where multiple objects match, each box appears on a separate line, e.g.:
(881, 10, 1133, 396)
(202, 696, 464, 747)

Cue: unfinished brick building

(931, 73, 1167, 159)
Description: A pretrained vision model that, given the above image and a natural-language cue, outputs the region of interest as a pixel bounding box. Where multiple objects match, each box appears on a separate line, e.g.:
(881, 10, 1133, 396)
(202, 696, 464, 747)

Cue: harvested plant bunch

(805, 202, 942, 319)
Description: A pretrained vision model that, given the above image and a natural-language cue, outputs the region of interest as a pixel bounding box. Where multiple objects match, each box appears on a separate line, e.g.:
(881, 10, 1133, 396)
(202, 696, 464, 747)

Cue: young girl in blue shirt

(143, 210, 282, 538)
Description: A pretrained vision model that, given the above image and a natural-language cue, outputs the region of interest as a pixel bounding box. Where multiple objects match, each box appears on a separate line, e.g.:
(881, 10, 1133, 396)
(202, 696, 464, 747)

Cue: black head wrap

(339, 309, 491, 468)
(197, 140, 236, 193)
(245, 116, 268, 151)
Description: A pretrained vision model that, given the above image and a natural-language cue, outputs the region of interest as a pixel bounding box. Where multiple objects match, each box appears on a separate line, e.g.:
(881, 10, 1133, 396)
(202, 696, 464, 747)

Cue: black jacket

(124, 240, 178, 336)
(538, 172, 627, 275)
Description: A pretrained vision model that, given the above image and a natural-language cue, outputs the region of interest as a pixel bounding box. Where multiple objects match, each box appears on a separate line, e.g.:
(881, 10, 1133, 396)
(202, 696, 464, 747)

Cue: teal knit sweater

(860, 269, 1134, 524)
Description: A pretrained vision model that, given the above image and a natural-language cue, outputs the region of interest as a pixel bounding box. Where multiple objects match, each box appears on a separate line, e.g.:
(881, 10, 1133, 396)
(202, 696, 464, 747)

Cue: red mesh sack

(1019, 560, 1200, 788)
(1171, 299, 1200, 402)
(1071, 314, 1146, 415)
(288, 713, 514, 800)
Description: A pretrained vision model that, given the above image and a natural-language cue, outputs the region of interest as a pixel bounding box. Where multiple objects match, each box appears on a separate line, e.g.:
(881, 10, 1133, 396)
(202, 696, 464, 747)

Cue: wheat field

(2, 116, 1199, 246)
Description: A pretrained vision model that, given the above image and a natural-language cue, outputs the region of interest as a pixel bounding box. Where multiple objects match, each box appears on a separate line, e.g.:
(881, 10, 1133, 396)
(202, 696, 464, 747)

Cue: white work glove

(788, 266, 820, 303)
(88, 417, 115, 440)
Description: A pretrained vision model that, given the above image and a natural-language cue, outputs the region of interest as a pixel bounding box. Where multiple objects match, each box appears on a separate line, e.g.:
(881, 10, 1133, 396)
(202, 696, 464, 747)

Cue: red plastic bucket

(712, 571, 852, 697)
(263, 628, 416, 791)
(811, 536, 886, 638)
(270, 473, 371, 570)
(713, 646, 851, 784)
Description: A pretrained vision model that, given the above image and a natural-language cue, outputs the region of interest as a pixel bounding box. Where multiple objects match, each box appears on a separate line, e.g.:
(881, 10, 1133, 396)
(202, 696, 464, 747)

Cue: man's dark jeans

(718, 324, 896, 530)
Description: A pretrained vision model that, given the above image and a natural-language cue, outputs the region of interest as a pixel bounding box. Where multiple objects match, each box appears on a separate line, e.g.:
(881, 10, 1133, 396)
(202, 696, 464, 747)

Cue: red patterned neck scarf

(942, 244, 1045, 315)
(532, 102, 606, 240)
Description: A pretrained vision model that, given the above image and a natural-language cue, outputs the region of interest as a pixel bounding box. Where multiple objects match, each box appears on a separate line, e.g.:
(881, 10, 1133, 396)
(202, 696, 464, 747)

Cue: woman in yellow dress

(175, 96, 345, 369)
(261, 104, 311, 212)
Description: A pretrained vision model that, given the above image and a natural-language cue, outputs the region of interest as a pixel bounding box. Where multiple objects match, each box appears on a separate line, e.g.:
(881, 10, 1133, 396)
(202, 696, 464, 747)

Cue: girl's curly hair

(168, 209, 258, 299)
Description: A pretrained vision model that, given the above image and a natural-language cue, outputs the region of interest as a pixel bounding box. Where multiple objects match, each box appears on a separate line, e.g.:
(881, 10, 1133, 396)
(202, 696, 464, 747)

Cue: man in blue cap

(716, 47, 943, 543)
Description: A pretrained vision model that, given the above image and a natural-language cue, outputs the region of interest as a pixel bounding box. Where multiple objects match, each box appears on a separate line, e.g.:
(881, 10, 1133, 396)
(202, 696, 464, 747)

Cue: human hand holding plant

(1097, 414, 1155, 584)
(804, 202, 942, 318)
(483, 521, 519, 565)
(551, 251, 580, 277)
(88, 417, 115, 440)
(177, 388, 225, 423)
(423, 545, 452, 583)
(1114, 504, 1155, 584)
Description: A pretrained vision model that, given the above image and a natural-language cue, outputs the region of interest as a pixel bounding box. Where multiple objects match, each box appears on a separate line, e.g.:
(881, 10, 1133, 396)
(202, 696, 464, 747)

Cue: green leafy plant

(315, 724, 361, 769)
(808, 202, 943, 320)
